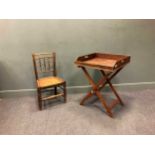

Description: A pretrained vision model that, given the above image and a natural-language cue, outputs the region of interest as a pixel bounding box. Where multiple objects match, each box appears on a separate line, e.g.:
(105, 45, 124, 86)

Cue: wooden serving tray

(75, 53, 130, 71)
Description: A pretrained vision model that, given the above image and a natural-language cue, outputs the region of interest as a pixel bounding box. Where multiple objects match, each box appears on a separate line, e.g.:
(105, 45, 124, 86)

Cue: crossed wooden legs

(80, 67, 124, 117)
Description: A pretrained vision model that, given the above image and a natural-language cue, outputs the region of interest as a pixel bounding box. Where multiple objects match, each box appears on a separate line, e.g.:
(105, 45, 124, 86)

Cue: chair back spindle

(32, 53, 57, 80)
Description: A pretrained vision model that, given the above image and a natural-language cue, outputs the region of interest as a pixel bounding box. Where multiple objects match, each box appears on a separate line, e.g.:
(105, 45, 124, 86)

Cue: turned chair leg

(54, 86, 57, 95)
(37, 89, 43, 110)
(64, 82, 67, 103)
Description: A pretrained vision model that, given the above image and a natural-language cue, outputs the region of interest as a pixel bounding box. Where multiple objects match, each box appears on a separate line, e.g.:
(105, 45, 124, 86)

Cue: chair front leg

(63, 82, 67, 103)
(54, 86, 57, 95)
(37, 88, 43, 110)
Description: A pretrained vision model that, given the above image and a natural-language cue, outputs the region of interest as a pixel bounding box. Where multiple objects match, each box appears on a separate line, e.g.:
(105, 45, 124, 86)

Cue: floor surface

(0, 89, 155, 135)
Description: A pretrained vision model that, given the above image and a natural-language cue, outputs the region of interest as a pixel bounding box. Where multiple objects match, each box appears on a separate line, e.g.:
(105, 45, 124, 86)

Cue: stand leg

(80, 92, 93, 105)
(80, 67, 113, 117)
(80, 79, 106, 105)
(95, 91, 113, 117)
(78, 66, 126, 117)
(100, 70, 124, 106)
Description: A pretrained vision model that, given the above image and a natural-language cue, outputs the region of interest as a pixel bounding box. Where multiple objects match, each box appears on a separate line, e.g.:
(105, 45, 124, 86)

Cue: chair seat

(37, 76, 65, 88)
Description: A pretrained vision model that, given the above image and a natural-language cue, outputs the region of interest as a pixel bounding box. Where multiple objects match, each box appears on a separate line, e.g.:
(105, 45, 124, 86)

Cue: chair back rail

(32, 52, 57, 80)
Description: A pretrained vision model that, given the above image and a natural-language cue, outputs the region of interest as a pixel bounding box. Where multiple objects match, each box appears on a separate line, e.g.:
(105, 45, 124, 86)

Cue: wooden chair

(32, 52, 67, 110)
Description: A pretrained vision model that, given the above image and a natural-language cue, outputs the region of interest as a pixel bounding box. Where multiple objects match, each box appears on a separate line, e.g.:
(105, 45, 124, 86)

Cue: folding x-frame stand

(79, 66, 124, 117)
(75, 52, 130, 117)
